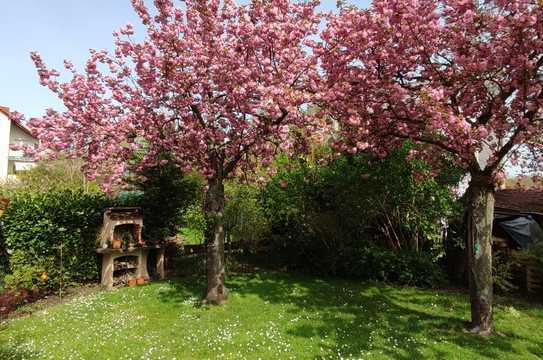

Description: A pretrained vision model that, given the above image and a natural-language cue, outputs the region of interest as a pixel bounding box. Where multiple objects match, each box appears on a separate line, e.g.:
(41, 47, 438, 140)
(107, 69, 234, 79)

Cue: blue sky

(0, 1, 371, 119)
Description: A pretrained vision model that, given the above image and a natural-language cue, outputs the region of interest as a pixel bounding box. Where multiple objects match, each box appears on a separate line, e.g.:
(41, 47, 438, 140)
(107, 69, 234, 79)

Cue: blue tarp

(495, 215, 543, 249)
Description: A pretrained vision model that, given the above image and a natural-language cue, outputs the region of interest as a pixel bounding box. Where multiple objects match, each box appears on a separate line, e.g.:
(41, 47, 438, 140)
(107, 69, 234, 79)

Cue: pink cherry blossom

(25, 0, 321, 304)
(318, 0, 543, 335)
(318, 0, 543, 178)
(27, 0, 320, 191)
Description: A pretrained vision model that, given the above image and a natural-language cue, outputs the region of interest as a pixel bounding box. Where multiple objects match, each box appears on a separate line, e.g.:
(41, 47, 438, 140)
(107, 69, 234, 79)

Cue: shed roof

(495, 189, 543, 214)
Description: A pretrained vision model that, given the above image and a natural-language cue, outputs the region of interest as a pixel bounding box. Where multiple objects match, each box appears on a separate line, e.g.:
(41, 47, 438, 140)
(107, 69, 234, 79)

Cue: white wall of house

(0, 108, 38, 181)
(0, 111, 12, 180)
(8, 124, 37, 178)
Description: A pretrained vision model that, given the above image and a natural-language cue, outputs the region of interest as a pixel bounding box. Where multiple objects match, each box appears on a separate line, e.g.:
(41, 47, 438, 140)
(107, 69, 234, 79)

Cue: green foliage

(259, 144, 456, 286)
(261, 155, 368, 273)
(366, 146, 458, 257)
(2, 250, 66, 292)
(3, 158, 100, 194)
(0, 159, 100, 292)
(127, 163, 203, 243)
(181, 204, 207, 245)
(492, 251, 518, 293)
(224, 181, 270, 248)
(0, 222, 8, 289)
(510, 243, 543, 294)
(344, 246, 447, 287)
(523, 241, 543, 265)
(3, 250, 41, 290)
(0, 190, 111, 291)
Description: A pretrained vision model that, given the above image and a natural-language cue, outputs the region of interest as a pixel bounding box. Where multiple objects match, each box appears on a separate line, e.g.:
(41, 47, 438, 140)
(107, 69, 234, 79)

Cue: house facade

(0, 106, 38, 181)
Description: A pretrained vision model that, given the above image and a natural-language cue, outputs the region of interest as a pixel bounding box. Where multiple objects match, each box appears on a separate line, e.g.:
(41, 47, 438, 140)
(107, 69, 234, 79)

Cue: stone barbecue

(96, 207, 165, 289)
(98, 207, 143, 249)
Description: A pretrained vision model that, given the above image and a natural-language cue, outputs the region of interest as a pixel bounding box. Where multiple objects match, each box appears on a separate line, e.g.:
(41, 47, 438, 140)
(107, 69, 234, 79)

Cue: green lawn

(1, 272, 542, 359)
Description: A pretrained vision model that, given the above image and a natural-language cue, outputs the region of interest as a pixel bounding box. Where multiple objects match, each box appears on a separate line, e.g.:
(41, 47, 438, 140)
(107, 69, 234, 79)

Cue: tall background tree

(25, 0, 320, 304)
(319, 0, 543, 335)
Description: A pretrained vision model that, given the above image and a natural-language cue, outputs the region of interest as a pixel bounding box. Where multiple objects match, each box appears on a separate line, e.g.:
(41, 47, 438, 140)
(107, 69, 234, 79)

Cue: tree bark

(203, 174, 228, 305)
(465, 173, 494, 336)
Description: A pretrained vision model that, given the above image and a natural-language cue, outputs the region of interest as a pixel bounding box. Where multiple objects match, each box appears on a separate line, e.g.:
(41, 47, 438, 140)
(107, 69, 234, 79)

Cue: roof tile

(495, 189, 543, 214)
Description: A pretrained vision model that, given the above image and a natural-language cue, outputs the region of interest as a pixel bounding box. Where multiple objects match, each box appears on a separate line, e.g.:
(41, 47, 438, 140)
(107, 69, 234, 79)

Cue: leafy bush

(343, 246, 447, 287)
(181, 203, 207, 245)
(0, 221, 8, 289)
(0, 286, 42, 318)
(126, 163, 203, 243)
(0, 190, 111, 291)
(524, 241, 543, 264)
(492, 250, 518, 293)
(365, 147, 458, 257)
(260, 155, 370, 274)
(3, 158, 100, 193)
(3, 250, 47, 290)
(510, 243, 543, 294)
(224, 181, 270, 250)
(258, 145, 457, 286)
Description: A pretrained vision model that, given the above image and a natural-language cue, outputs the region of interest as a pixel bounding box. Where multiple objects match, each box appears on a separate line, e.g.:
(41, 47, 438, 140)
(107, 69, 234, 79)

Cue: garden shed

(493, 189, 543, 251)
(493, 189, 543, 293)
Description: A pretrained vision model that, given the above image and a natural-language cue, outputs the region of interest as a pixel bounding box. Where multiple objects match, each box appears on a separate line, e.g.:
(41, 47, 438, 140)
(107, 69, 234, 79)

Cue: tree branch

(223, 108, 289, 175)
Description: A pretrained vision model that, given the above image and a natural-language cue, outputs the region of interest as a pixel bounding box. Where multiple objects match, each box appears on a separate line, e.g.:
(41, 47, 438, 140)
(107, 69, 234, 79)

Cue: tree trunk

(465, 173, 494, 336)
(203, 175, 228, 305)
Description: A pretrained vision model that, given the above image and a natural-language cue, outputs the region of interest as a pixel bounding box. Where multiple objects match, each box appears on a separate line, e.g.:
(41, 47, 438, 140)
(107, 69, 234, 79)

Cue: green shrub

(0, 159, 201, 293)
(525, 241, 543, 264)
(126, 163, 203, 243)
(224, 181, 270, 250)
(2, 250, 56, 290)
(510, 243, 543, 294)
(344, 246, 447, 287)
(2, 158, 100, 194)
(0, 190, 111, 291)
(258, 144, 456, 287)
(260, 155, 369, 273)
(492, 250, 518, 293)
(0, 223, 8, 289)
(181, 203, 207, 245)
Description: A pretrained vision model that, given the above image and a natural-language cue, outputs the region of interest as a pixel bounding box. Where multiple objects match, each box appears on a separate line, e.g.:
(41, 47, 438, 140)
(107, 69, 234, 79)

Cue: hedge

(0, 190, 111, 291)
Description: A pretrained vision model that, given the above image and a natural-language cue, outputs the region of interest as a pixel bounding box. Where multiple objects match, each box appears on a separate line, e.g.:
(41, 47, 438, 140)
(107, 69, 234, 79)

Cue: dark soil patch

(1, 284, 102, 321)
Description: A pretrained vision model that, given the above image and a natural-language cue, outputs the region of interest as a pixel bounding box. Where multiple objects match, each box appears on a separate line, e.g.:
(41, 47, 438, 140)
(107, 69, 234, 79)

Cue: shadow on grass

(159, 271, 543, 359)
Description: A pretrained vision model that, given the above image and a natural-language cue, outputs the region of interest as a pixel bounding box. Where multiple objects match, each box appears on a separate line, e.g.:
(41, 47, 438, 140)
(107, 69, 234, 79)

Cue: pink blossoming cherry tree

(319, 0, 543, 335)
(28, 0, 320, 304)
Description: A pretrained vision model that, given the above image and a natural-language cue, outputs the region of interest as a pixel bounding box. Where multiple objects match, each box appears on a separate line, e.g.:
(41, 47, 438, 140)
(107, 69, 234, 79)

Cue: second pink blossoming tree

(28, 0, 320, 304)
(319, 0, 543, 335)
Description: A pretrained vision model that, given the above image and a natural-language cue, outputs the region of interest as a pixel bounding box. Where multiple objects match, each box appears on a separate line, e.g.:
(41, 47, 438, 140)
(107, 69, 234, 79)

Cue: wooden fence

(525, 260, 542, 293)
